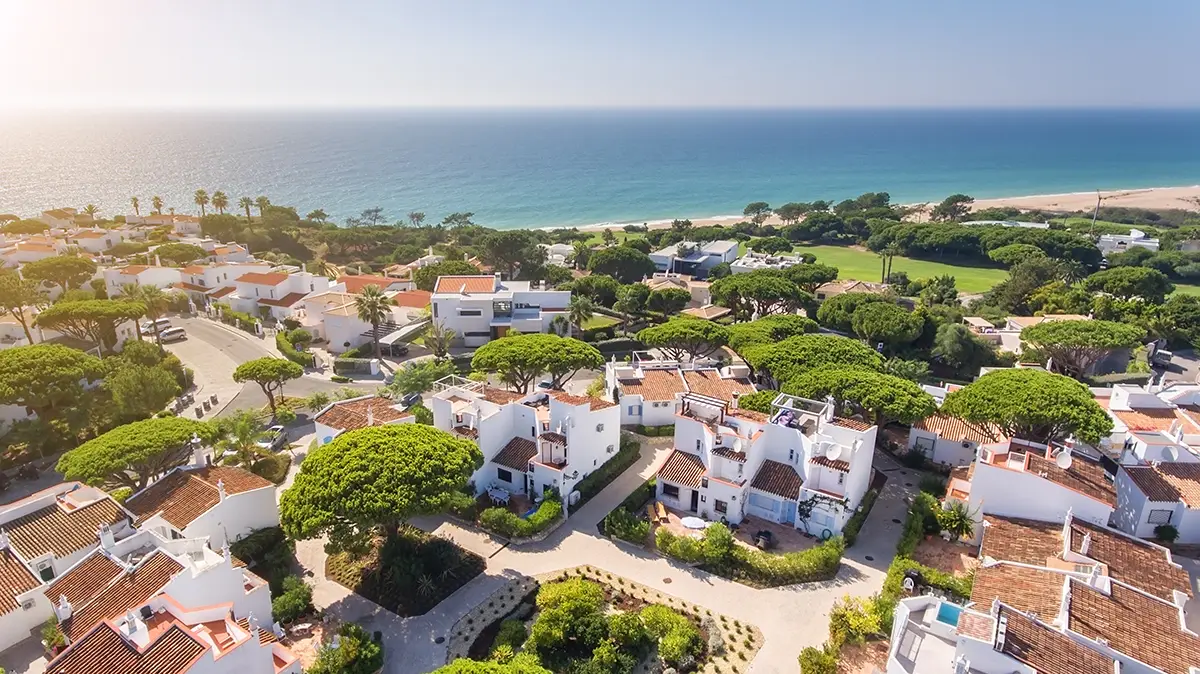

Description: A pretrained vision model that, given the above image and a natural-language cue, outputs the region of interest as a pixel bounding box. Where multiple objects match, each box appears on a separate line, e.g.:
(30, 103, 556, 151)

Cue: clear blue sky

(1, 0, 1196, 109)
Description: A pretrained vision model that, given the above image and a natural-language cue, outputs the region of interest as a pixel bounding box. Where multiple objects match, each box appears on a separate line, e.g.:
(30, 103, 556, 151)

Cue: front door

(689, 490, 699, 512)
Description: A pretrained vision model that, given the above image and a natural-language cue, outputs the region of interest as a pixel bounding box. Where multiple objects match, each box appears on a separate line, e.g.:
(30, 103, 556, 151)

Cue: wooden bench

(654, 501, 668, 523)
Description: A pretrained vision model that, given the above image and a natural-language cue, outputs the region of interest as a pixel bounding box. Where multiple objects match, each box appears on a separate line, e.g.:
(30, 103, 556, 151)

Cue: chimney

(1080, 532, 1092, 556)
(191, 433, 206, 466)
(56, 594, 73, 622)
(0, 529, 9, 550)
(730, 392, 740, 410)
(98, 523, 115, 549)
(247, 611, 259, 635)
(216, 479, 227, 501)
(367, 405, 375, 427)
(222, 542, 231, 563)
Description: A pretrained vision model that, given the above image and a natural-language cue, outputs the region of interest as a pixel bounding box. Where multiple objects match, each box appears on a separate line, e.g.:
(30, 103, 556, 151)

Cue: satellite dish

(825, 444, 843, 462)
(1164, 445, 1180, 462)
(1055, 452, 1073, 470)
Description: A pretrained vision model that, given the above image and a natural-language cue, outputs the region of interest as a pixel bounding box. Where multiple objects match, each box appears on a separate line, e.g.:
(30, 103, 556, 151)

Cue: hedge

(595, 337, 646, 354)
(631, 424, 674, 437)
(216, 304, 259, 334)
(478, 494, 563, 539)
(842, 488, 879, 548)
(655, 526, 844, 586)
(604, 507, 651, 543)
(250, 452, 292, 484)
(617, 476, 656, 513)
(333, 357, 374, 375)
(276, 332, 315, 367)
(568, 434, 641, 513)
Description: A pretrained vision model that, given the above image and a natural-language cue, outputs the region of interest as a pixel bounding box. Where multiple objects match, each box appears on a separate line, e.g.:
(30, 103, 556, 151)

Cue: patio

(651, 506, 818, 554)
(912, 537, 980, 579)
(474, 490, 535, 516)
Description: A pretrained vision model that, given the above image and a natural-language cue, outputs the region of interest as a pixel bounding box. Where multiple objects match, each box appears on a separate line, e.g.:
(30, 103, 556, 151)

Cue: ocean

(0, 109, 1198, 229)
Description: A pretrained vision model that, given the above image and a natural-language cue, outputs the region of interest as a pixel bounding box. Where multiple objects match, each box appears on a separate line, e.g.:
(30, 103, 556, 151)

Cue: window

(465, 331, 490, 337)
(1148, 509, 1174, 525)
(788, 449, 794, 462)
(700, 495, 706, 502)
(433, 303, 439, 318)
(696, 439, 701, 451)
(1073, 563, 1096, 574)
(662, 484, 680, 498)
(837, 472, 845, 485)
(811, 511, 833, 527)
(460, 310, 482, 316)
(629, 405, 641, 415)
(497, 468, 513, 483)
(701, 477, 709, 488)
(714, 500, 728, 514)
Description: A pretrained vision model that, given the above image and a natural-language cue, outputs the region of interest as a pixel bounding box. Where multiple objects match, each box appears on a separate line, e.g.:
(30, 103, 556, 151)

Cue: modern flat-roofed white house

(906, 412, 999, 468)
(103, 264, 183, 296)
(540, 243, 576, 267)
(960, 219, 1051, 229)
(225, 269, 331, 321)
(649, 240, 739, 279)
(730, 251, 807, 274)
(604, 355, 756, 428)
(313, 394, 415, 446)
(430, 274, 569, 348)
(430, 376, 620, 503)
(655, 392, 878, 537)
(1113, 461, 1200, 544)
(1098, 228, 1160, 255)
(885, 510, 1198, 674)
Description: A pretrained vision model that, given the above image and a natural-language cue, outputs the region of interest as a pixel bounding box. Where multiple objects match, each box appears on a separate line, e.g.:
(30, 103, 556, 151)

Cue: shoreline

(562, 184, 1200, 233)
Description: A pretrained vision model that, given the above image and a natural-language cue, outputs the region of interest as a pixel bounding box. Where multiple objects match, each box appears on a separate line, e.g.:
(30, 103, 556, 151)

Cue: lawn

(581, 314, 620, 330)
(793, 244, 1009, 294)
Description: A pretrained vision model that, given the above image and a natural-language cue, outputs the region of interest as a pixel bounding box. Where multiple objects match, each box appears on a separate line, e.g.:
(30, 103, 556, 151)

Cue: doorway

(689, 490, 699, 512)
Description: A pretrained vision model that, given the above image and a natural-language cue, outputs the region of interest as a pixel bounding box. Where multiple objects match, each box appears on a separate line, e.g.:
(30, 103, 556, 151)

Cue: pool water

(936, 602, 963, 626)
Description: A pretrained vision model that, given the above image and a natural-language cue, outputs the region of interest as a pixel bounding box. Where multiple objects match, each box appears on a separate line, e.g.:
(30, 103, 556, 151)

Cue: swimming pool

(935, 601, 963, 626)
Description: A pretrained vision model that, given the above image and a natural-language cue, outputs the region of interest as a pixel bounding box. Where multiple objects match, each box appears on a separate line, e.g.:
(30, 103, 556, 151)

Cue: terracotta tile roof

(712, 446, 746, 463)
(256, 291, 308, 307)
(1068, 580, 1200, 674)
(16, 243, 57, 252)
(810, 455, 850, 472)
(728, 407, 769, 422)
(1025, 451, 1116, 507)
(955, 610, 994, 640)
(0, 548, 40, 617)
(48, 618, 207, 674)
(124, 466, 273, 530)
(913, 413, 1000, 445)
(337, 275, 396, 294)
(1123, 462, 1200, 506)
(1113, 407, 1179, 431)
(1067, 518, 1191, 601)
(118, 265, 151, 275)
(172, 281, 208, 292)
(980, 515, 1062, 565)
(550, 391, 617, 411)
(492, 437, 537, 471)
(47, 550, 124, 607)
(63, 552, 184, 639)
(751, 459, 803, 499)
(970, 563, 1066, 619)
(180, 265, 205, 274)
(999, 605, 1115, 674)
(314, 396, 412, 433)
(390, 289, 432, 308)
(4, 497, 127, 560)
(539, 432, 567, 445)
(831, 417, 872, 431)
(681, 305, 731, 320)
(681, 370, 755, 403)
(235, 616, 280, 644)
(618, 368, 686, 402)
(481, 387, 525, 405)
(658, 450, 706, 489)
(235, 271, 287, 285)
(434, 275, 497, 294)
(208, 286, 235, 299)
(453, 426, 479, 439)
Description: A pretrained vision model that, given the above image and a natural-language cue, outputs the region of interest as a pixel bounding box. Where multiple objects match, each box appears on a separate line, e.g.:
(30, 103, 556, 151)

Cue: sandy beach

(575, 185, 1200, 233)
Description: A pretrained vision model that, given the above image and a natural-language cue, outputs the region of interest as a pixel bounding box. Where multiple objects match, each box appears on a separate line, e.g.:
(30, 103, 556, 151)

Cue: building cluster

(0, 452, 299, 674)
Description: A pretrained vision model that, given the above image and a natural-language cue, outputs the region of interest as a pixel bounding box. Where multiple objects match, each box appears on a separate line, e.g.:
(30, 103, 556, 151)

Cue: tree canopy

(151, 242, 208, 266)
(20, 255, 97, 291)
(785, 263, 839, 294)
(1020, 319, 1145, 376)
(782, 366, 936, 425)
(279, 424, 482, 554)
(636, 319, 730, 361)
(471, 333, 603, 391)
(850, 302, 923, 352)
(750, 236, 793, 255)
(931, 323, 997, 375)
(57, 416, 217, 490)
(232, 357, 303, 412)
(940, 368, 1113, 445)
(481, 230, 545, 280)
(726, 314, 819, 354)
(987, 243, 1045, 267)
(0, 274, 48, 342)
(434, 656, 551, 674)
(0, 344, 104, 419)
(815, 292, 893, 333)
(34, 299, 146, 355)
(563, 274, 621, 308)
(742, 334, 883, 386)
(387, 359, 456, 397)
(413, 260, 483, 291)
(930, 194, 974, 222)
(646, 287, 691, 315)
(1083, 266, 1175, 303)
(104, 364, 181, 422)
(710, 270, 806, 321)
(586, 246, 656, 284)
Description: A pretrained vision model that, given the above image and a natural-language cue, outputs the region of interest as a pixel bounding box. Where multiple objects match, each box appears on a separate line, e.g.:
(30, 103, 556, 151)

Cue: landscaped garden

(439, 566, 764, 674)
(325, 526, 486, 616)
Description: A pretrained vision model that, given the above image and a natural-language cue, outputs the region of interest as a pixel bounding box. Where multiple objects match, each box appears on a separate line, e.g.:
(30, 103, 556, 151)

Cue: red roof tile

(337, 275, 396, 294)
(913, 412, 1001, 444)
(4, 497, 128, 560)
(390, 289, 432, 308)
(681, 370, 755, 402)
(314, 396, 412, 433)
(125, 466, 272, 530)
(47, 551, 124, 608)
(751, 459, 803, 499)
(550, 391, 617, 411)
(810, 455, 850, 472)
(618, 369, 686, 402)
(970, 563, 1066, 618)
(48, 619, 207, 674)
(434, 275, 497, 294)
(493, 437, 537, 471)
(0, 548, 40, 617)
(1123, 462, 1200, 506)
(658, 450, 706, 489)
(999, 605, 1115, 674)
(63, 552, 183, 639)
(1068, 580, 1200, 674)
(235, 272, 288, 285)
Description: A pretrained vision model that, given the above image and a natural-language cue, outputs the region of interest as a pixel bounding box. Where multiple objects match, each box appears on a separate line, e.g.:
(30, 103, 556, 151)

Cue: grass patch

(581, 314, 620, 330)
(793, 244, 1009, 294)
(325, 526, 485, 617)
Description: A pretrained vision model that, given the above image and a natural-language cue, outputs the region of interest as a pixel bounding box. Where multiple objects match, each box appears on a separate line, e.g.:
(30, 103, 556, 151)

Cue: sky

(1, 0, 1197, 109)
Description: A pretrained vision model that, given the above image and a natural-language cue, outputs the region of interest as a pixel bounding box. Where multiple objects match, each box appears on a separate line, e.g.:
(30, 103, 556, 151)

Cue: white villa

(729, 251, 807, 274)
(430, 274, 569, 348)
(648, 240, 739, 279)
(225, 269, 331, 321)
(313, 394, 415, 446)
(1098, 228, 1160, 255)
(604, 355, 756, 428)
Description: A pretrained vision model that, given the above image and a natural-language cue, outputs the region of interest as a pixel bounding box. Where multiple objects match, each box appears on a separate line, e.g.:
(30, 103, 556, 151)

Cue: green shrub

(641, 605, 701, 669)
(307, 622, 383, 674)
(617, 477, 656, 513)
(215, 304, 259, 334)
(569, 435, 641, 512)
(702, 523, 736, 570)
(230, 527, 296, 595)
(730, 536, 844, 586)
(109, 487, 132, 503)
(654, 528, 705, 563)
(1155, 524, 1180, 543)
(276, 332, 315, 367)
(491, 619, 528, 654)
(287, 328, 313, 347)
(333, 357, 374, 375)
(331, 374, 352, 383)
(828, 595, 881, 646)
(479, 496, 563, 539)
(798, 646, 838, 674)
(918, 474, 948, 496)
(603, 507, 650, 543)
(842, 488, 879, 547)
(250, 452, 291, 484)
(447, 491, 478, 520)
(271, 576, 313, 623)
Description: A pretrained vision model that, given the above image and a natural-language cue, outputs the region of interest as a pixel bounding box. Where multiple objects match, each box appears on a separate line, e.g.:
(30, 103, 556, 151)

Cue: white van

(141, 318, 172, 335)
(159, 327, 187, 343)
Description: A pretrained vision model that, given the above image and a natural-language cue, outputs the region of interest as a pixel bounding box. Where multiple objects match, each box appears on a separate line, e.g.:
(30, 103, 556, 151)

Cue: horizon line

(3, 103, 1200, 114)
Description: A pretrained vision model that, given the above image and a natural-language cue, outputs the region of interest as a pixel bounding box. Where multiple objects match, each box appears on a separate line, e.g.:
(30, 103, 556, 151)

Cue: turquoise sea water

(0, 109, 1197, 229)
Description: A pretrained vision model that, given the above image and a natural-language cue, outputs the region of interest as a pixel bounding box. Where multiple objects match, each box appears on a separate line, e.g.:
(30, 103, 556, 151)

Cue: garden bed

(324, 526, 485, 617)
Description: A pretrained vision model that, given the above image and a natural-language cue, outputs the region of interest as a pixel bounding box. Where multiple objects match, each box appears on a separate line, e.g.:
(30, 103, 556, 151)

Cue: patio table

(488, 488, 510, 505)
(680, 516, 707, 530)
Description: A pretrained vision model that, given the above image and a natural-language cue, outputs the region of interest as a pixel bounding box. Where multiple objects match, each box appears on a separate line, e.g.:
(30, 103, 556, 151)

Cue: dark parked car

(400, 392, 423, 408)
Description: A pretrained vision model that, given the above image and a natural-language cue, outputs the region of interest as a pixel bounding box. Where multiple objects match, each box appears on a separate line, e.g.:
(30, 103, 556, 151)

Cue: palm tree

(550, 315, 569, 337)
(151, 196, 164, 215)
(238, 196, 254, 222)
(566, 295, 594, 337)
(254, 196, 271, 219)
(211, 191, 228, 215)
(193, 190, 209, 217)
(130, 196, 140, 216)
(214, 410, 270, 468)
(355, 285, 391, 360)
(83, 204, 99, 219)
(877, 249, 888, 283)
(424, 321, 455, 361)
(883, 243, 902, 283)
(124, 284, 170, 347)
(571, 241, 591, 270)
(936, 501, 976, 541)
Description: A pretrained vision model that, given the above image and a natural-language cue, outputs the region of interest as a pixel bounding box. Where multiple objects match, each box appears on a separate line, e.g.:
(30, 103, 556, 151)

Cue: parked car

(400, 392, 422, 408)
(256, 425, 288, 451)
(159, 327, 187, 343)
(536, 380, 554, 390)
(141, 318, 172, 335)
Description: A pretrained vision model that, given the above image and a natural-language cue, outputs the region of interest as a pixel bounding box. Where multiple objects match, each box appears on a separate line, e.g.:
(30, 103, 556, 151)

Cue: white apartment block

(1114, 461, 1200, 544)
(299, 286, 430, 355)
(1, 238, 69, 267)
(604, 356, 755, 428)
(430, 376, 621, 503)
(104, 264, 183, 296)
(729, 251, 807, 274)
(172, 262, 272, 307)
(430, 274, 569, 348)
(540, 243, 575, 267)
(886, 511, 1198, 674)
(1098, 228, 1160, 255)
(656, 392, 878, 537)
(226, 270, 331, 321)
(1094, 382, 1200, 465)
(39, 208, 83, 229)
